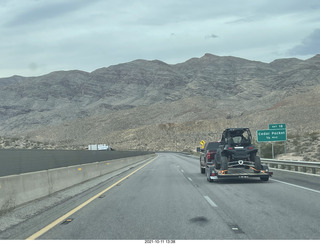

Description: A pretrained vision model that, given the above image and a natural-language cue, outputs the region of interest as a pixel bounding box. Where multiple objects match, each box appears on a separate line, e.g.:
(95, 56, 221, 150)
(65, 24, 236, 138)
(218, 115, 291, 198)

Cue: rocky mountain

(0, 53, 320, 152)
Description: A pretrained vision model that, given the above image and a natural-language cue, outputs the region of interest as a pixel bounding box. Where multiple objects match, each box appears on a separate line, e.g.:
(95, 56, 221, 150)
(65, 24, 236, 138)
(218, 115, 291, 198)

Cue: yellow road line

(26, 155, 158, 240)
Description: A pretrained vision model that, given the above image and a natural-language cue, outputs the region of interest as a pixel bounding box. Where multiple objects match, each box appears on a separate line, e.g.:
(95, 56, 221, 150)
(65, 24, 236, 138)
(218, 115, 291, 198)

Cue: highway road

(1, 152, 320, 240)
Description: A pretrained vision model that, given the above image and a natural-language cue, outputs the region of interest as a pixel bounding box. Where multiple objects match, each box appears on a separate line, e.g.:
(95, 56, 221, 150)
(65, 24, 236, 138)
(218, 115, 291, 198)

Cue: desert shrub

(259, 142, 285, 158)
(308, 132, 319, 141)
(303, 156, 311, 161)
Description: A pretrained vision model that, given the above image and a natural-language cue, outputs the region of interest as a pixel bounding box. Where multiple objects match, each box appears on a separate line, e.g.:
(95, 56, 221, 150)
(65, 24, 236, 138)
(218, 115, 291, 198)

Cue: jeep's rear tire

(201, 166, 205, 174)
(250, 153, 256, 162)
(254, 156, 261, 172)
(214, 157, 221, 169)
(221, 156, 228, 171)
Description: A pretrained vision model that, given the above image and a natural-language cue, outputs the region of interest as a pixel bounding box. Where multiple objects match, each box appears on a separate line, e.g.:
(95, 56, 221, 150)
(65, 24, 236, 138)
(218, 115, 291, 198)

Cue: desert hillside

(0, 53, 319, 159)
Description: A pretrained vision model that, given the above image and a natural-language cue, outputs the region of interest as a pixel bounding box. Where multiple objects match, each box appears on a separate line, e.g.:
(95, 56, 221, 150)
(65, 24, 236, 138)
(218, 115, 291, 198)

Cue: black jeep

(214, 128, 261, 172)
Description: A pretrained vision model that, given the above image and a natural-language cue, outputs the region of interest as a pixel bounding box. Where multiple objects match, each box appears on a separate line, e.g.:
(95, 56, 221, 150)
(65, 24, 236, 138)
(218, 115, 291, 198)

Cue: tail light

(207, 151, 216, 161)
(207, 152, 211, 161)
(248, 146, 254, 150)
(211, 172, 216, 176)
(227, 147, 234, 150)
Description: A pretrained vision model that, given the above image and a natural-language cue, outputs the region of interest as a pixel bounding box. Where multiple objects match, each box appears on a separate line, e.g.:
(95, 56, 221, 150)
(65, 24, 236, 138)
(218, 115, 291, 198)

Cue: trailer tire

(207, 170, 213, 182)
(201, 166, 205, 174)
(206, 167, 213, 182)
(260, 176, 269, 181)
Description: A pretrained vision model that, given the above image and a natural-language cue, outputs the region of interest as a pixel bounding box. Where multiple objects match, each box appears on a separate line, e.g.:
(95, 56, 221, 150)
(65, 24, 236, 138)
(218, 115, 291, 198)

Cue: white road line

(271, 179, 320, 194)
(204, 196, 218, 208)
(181, 170, 184, 173)
(187, 177, 193, 182)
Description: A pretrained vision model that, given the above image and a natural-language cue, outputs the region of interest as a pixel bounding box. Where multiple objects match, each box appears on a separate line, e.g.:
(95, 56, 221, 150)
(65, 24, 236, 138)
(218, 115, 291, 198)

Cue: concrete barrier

(0, 149, 154, 177)
(0, 171, 50, 212)
(0, 154, 155, 213)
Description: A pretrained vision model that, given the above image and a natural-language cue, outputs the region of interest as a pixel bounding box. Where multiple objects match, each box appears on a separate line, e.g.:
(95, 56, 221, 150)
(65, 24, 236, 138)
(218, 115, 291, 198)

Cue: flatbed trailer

(206, 164, 273, 182)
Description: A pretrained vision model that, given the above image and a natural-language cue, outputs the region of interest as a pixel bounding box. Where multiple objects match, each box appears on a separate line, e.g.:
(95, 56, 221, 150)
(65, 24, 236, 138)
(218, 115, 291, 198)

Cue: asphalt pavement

(1, 152, 319, 240)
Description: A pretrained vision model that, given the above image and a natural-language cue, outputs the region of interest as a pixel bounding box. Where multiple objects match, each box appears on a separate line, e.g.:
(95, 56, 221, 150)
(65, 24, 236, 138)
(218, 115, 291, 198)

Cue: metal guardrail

(261, 158, 320, 175)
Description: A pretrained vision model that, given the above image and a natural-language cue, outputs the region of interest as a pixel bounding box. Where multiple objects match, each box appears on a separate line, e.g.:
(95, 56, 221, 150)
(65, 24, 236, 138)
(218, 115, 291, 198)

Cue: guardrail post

(312, 168, 316, 174)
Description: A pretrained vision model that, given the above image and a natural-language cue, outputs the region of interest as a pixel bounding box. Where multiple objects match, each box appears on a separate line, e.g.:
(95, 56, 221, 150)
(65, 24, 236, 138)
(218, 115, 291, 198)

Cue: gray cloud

(287, 29, 320, 55)
(227, 0, 320, 24)
(4, 0, 99, 28)
(205, 34, 218, 39)
(1, 0, 320, 78)
(255, 0, 320, 15)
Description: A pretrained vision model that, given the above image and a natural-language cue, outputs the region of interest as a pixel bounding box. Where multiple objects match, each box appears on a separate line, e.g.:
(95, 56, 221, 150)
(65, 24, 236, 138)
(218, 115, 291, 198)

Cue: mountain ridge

(0, 53, 319, 151)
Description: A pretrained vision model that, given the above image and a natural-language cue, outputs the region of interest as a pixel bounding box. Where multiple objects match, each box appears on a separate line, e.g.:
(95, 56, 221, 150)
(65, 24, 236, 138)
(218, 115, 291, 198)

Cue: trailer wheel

(207, 171, 213, 182)
(206, 167, 213, 182)
(221, 156, 228, 171)
(254, 156, 261, 173)
(260, 176, 269, 181)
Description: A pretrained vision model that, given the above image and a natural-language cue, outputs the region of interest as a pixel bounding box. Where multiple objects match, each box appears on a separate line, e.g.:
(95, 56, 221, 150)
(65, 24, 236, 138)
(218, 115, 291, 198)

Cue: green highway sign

(269, 123, 286, 130)
(257, 129, 287, 142)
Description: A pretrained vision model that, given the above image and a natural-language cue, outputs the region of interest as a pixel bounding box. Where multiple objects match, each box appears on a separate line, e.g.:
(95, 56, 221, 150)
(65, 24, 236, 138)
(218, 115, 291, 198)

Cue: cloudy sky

(1, 0, 320, 78)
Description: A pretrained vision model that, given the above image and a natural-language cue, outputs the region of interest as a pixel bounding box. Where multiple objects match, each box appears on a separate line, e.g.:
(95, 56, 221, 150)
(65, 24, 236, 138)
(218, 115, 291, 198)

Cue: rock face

(0, 53, 320, 151)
